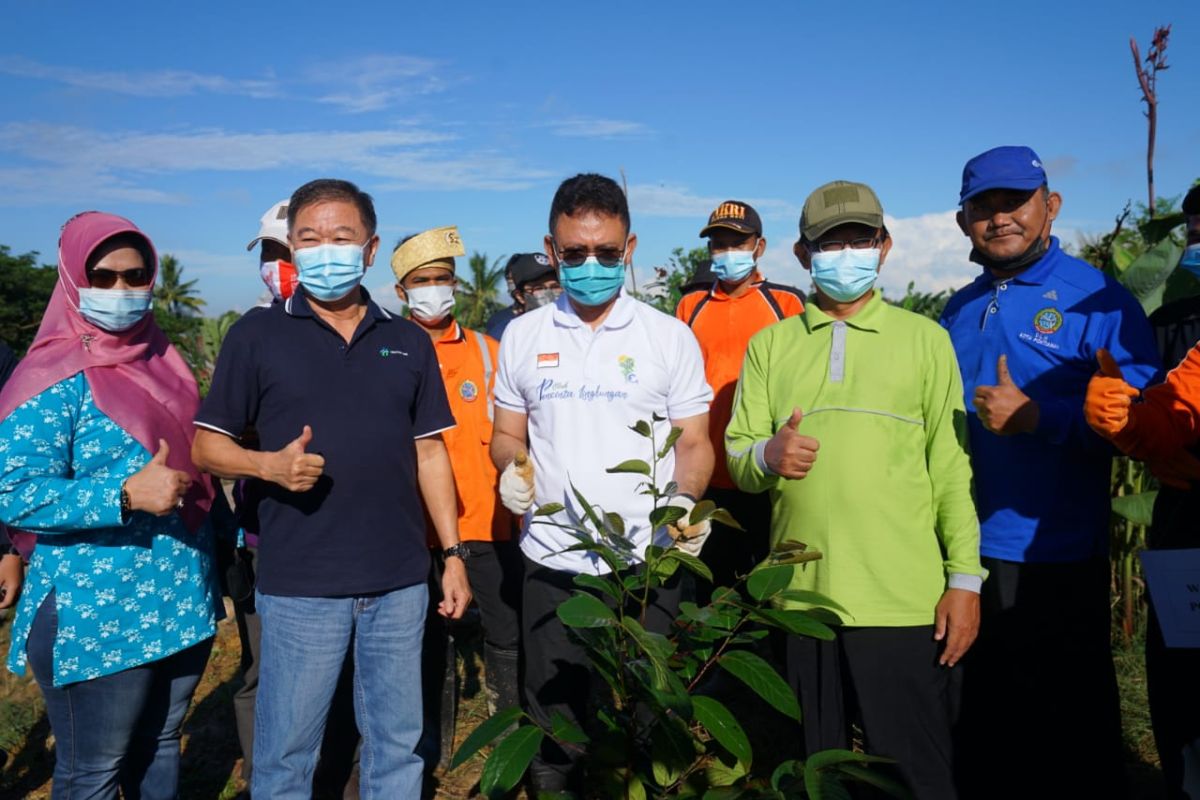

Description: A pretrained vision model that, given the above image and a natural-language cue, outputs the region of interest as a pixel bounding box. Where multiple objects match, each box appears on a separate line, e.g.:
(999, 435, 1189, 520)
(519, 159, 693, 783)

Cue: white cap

(246, 199, 290, 251)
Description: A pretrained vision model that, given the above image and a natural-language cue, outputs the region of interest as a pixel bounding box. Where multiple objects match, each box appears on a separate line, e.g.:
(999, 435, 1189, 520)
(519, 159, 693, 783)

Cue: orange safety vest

(431, 322, 510, 542)
(676, 276, 805, 488)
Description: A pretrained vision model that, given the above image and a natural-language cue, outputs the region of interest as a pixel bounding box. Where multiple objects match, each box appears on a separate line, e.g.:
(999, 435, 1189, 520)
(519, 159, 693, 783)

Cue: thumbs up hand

(763, 407, 821, 479)
(265, 425, 326, 492)
(123, 439, 193, 516)
(973, 355, 1039, 436)
(1084, 348, 1141, 439)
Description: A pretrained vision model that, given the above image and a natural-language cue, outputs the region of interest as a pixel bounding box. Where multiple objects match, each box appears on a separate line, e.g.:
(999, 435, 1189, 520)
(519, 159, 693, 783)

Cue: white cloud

(308, 55, 451, 113)
(0, 55, 278, 98)
(547, 118, 652, 139)
(627, 183, 800, 221)
(0, 123, 551, 203)
(879, 210, 975, 296)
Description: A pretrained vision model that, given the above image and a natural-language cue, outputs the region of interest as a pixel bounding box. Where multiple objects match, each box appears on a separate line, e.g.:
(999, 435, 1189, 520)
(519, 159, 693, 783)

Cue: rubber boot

(483, 644, 521, 718)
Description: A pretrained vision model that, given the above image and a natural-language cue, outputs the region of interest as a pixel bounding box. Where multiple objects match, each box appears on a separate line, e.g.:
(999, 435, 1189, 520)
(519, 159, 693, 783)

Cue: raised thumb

(996, 354, 1014, 386)
(1096, 348, 1125, 380)
(785, 407, 804, 431)
(152, 438, 170, 463)
(291, 425, 313, 452)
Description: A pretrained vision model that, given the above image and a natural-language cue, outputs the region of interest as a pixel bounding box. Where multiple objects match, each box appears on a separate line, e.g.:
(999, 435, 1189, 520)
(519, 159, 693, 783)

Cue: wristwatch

(119, 482, 132, 522)
(442, 543, 471, 561)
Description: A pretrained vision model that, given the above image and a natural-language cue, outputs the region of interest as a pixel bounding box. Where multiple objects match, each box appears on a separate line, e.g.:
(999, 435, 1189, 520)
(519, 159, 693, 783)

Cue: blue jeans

(26, 593, 213, 800)
(253, 583, 428, 800)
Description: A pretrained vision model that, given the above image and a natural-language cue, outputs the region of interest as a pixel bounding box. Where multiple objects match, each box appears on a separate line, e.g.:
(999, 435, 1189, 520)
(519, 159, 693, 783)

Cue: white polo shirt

(494, 290, 712, 575)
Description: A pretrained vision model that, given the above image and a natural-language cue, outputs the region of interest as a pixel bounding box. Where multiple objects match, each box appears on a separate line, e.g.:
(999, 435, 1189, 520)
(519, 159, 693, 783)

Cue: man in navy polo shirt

(939, 146, 1160, 798)
(192, 178, 471, 799)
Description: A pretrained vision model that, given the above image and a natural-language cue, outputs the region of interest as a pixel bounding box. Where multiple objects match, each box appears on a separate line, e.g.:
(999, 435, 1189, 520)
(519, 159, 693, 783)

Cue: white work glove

(499, 451, 535, 515)
(665, 494, 711, 557)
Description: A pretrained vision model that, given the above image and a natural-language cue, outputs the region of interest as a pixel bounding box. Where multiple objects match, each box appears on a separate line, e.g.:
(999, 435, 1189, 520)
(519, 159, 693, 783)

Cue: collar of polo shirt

(552, 289, 636, 330)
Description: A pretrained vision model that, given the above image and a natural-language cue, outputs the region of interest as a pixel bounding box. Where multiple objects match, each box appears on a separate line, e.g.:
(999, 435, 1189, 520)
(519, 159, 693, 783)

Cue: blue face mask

(559, 257, 625, 307)
(77, 288, 153, 332)
(294, 243, 367, 302)
(811, 248, 880, 303)
(711, 247, 757, 283)
(1181, 244, 1200, 278)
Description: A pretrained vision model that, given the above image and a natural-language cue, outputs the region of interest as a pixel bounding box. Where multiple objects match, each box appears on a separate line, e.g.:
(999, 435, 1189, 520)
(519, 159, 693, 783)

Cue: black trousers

(956, 556, 1127, 800)
(522, 555, 682, 780)
(787, 626, 959, 800)
(698, 486, 772, 598)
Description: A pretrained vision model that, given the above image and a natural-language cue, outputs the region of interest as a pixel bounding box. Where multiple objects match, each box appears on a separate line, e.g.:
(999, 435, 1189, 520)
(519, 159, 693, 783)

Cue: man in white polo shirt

(491, 172, 714, 792)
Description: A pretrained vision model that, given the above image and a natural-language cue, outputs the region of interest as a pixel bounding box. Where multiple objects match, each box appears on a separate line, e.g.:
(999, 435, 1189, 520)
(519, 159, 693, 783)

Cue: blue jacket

(940, 237, 1161, 562)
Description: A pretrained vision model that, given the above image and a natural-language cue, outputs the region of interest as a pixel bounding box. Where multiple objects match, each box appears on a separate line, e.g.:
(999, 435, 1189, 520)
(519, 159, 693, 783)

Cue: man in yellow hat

(391, 227, 520, 775)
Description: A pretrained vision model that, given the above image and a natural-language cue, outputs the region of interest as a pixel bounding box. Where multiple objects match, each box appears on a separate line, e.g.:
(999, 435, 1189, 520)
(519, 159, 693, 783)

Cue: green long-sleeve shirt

(726, 290, 982, 627)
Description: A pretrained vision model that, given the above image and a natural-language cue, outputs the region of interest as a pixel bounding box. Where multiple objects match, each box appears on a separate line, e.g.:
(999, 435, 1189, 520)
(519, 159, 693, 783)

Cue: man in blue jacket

(940, 146, 1161, 799)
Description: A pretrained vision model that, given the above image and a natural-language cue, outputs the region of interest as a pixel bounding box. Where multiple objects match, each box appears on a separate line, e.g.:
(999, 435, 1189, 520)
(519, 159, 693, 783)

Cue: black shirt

(196, 289, 455, 596)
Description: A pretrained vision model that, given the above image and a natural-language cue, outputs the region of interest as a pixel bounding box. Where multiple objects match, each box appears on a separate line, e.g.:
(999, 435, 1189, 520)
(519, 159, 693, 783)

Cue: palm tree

(455, 251, 506, 329)
(154, 254, 206, 317)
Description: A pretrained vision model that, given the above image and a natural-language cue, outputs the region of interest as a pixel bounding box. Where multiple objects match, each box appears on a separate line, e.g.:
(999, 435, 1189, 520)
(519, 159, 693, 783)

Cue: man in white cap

(247, 199, 298, 306)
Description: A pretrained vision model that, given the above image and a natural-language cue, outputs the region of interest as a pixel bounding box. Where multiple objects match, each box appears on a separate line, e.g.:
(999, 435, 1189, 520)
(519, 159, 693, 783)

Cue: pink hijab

(0, 212, 214, 547)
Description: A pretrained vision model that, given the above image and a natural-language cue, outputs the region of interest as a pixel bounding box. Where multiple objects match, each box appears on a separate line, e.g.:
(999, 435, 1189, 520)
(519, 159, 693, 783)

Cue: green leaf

(533, 502, 566, 516)
(603, 511, 626, 538)
(689, 499, 717, 524)
(710, 508, 744, 530)
(650, 716, 696, 787)
(631, 420, 653, 437)
(774, 589, 850, 616)
(752, 608, 837, 640)
(449, 706, 527, 769)
(804, 750, 904, 800)
(1138, 210, 1186, 245)
(573, 572, 623, 603)
(719, 650, 801, 721)
(621, 616, 676, 662)
(606, 458, 652, 476)
(548, 710, 590, 745)
(704, 750, 750, 788)
(651, 554, 682, 583)
(1119, 237, 1184, 314)
(693, 695, 753, 766)
(657, 426, 684, 459)
(570, 481, 605, 533)
(746, 564, 794, 601)
(662, 549, 714, 582)
(479, 725, 543, 798)
(651, 411, 666, 422)
(626, 773, 647, 800)
(556, 593, 616, 628)
(650, 505, 687, 528)
(1112, 490, 1158, 526)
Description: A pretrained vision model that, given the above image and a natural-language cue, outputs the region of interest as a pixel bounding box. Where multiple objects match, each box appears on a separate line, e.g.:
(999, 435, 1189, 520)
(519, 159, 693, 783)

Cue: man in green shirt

(726, 180, 983, 800)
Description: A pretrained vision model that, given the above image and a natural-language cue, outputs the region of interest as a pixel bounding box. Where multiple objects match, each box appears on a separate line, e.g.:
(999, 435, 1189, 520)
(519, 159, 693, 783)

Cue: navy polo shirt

(940, 237, 1161, 563)
(196, 289, 455, 597)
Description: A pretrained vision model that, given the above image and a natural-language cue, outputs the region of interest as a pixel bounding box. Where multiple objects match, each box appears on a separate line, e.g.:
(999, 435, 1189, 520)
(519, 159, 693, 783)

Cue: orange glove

(1084, 349, 1141, 443)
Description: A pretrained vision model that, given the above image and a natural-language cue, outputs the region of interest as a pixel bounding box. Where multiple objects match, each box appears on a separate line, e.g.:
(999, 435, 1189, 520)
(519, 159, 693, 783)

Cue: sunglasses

(552, 243, 627, 268)
(88, 267, 153, 289)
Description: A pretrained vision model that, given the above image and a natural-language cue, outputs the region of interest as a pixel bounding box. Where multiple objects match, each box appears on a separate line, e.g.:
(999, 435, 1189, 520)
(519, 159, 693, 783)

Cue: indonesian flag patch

(537, 353, 559, 369)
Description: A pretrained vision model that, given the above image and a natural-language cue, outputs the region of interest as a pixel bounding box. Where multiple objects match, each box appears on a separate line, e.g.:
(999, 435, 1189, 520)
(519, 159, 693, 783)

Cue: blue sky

(2, 1, 1198, 314)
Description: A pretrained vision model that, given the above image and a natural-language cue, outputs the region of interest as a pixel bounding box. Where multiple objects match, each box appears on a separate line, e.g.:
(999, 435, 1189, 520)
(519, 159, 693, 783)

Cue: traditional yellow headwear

(390, 225, 466, 283)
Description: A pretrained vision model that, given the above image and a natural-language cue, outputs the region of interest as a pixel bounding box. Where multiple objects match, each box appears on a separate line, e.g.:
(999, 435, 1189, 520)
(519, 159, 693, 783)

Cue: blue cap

(959, 145, 1047, 204)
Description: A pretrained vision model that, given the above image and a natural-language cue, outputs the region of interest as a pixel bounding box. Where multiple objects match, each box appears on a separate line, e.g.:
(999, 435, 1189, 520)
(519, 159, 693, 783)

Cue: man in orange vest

(675, 200, 805, 592)
(391, 226, 519, 774)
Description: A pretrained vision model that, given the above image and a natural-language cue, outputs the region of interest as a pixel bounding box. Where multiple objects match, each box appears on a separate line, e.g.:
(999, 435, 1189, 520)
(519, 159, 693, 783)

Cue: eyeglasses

(88, 267, 153, 289)
(813, 236, 881, 253)
(552, 242, 627, 268)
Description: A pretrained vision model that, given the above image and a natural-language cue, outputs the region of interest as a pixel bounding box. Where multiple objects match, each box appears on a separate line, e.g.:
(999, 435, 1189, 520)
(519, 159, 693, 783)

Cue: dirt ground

(0, 601, 1168, 799)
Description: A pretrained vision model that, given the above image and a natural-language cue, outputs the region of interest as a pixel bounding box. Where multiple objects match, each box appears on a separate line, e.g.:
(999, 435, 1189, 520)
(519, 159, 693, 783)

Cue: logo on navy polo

(459, 380, 478, 402)
(1033, 307, 1063, 335)
(379, 347, 409, 358)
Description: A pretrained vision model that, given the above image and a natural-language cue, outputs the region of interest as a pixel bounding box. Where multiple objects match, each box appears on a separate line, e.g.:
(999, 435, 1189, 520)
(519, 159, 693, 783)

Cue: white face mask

(406, 284, 456, 323)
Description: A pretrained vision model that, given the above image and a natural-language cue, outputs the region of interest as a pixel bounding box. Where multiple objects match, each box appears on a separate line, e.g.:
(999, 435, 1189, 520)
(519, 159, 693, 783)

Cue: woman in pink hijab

(0, 212, 219, 800)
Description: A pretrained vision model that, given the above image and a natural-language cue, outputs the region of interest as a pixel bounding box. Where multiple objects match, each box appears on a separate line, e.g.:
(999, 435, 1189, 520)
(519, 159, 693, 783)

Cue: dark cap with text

(700, 200, 762, 238)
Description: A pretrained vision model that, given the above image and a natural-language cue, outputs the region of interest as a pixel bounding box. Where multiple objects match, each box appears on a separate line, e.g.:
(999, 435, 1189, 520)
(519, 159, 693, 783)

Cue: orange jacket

(676, 275, 805, 488)
(1111, 342, 1200, 463)
(432, 322, 510, 542)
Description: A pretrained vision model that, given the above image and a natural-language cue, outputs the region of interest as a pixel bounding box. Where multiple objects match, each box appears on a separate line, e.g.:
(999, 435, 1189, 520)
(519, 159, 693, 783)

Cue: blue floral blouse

(0, 373, 219, 686)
